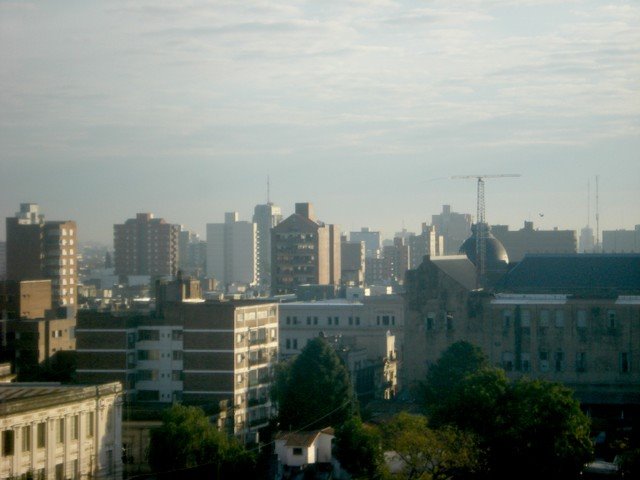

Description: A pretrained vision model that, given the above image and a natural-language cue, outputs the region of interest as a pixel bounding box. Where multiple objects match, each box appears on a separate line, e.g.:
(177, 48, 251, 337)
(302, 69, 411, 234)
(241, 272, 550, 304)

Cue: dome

(459, 223, 509, 270)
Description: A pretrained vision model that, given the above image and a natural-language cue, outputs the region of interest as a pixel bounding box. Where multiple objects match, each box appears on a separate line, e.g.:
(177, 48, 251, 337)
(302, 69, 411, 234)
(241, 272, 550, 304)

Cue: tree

(277, 337, 357, 430)
(334, 417, 386, 479)
(381, 412, 479, 480)
(148, 404, 255, 476)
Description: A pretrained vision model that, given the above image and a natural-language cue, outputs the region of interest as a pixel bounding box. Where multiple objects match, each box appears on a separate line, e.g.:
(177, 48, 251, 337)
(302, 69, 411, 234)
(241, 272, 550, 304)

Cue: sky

(1, 0, 639, 244)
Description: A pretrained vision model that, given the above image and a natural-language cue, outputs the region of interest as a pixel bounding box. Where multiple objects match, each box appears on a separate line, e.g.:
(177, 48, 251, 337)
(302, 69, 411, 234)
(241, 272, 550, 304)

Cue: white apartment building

(207, 212, 257, 287)
(0, 382, 123, 480)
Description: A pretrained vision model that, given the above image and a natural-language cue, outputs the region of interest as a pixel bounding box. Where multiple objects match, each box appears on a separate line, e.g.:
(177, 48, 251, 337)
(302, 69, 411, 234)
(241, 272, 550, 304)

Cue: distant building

(0, 382, 122, 480)
(275, 428, 334, 477)
(114, 213, 180, 277)
(365, 257, 385, 286)
(76, 285, 278, 441)
(271, 203, 340, 295)
(341, 237, 365, 286)
(404, 254, 640, 411)
(207, 212, 257, 288)
(0, 242, 6, 280)
(491, 221, 577, 263)
(603, 225, 640, 253)
(431, 205, 473, 255)
(6, 203, 78, 307)
(349, 228, 382, 259)
(383, 238, 410, 285)
(408, 224, 444, 269)
(580, 226, 595, 253)
(253, 203, 283, 287)
(178, 228, 207, 277)
(0, 280, 76, 378)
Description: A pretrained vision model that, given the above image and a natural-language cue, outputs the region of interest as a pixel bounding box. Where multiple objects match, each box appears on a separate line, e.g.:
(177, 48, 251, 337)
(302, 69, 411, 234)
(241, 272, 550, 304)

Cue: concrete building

(341, 238, 365, 286)
(178, 229, 207, 277)
(364, 257, 385, 286)
(6, 204, 78, 307)
(382, 238, 410, 285)
(603, 225, 640, 253)
(271, 203, 340, 295)
(0, 382, 122, 480)
(253, 203, 283, 288)
(275, 428, 334, 478)
(580, 226, 596, 253)
(76, 289, 279, 440)
(114, 213, 180, 278)
(207, 212, 257, 288)
(409, 224, 444, 269)
(349, 228, 382, 259)
(491, 221, 577, 263)
(0, 280, 76, 379)
(431, 205, 473, 255)
(404, 254, 640, 411)
(279, 296, 403, 400)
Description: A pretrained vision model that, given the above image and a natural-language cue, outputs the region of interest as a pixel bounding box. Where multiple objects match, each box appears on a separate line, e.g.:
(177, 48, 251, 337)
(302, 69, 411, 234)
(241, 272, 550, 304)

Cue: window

(293, 339, 298, 349)
(555, 310, 564, 328)
(306, 316, 311, 325)
(577, 310, 587, 329)
(539, 351, 549, 372)
(355, 317, 360, 325)
(171, 330, 183, 341)
(87, 412, 94, 438)
(172, 370, 183, 381)
(2, 430, 14, 456)
(237, 374, 243, 384)
(57, 418, 65, 443)
(71, 415, 79, 440)
(286, 316, 291, 325)
(37, 423, 45, 449)
(446, 313, 454, 331)
(236, 333, 244, 344)
(502, 352, 514, 371)
(22, 426, 31, 452)
(138, 329, 159, 341)
(426, 313, 435, 331)
(554, 351, 565, 372)
(286, 339, 291, 349)
(620, 352, 630, 373)
(521, 310, 531, 329)
(293, 447, 303, 455)
(237, 353, 243, 365)
(138, 350, 159, 361)
(576, 352, 586, 372)
(521, 352, 531, 372)
(539, 309, 550, 328)
(314, 317, 319, 325)
(502, 310, 511, 330)
(172, 350, 183, 361)
(334, 316, 339, 326)
(328, 316, 332, 325)
(382, 315, 390, 326)
(608, 310, 616, 329)
(348, 316, 353, 325)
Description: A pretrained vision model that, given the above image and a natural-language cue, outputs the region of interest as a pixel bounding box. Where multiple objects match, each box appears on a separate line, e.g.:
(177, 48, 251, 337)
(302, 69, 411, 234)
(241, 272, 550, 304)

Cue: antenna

(587, 179, 591, 228)
(267, 176, 271, 204)
(452, 173, 521, 287)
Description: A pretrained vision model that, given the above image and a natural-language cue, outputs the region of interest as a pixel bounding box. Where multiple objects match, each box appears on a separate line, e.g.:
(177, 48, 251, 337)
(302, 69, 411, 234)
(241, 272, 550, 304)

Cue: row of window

(136, 369, 183, 381)
(500, 351, 631, 373)
(284, 315, 393, 326)
(501, 308, 619, 330)
(137, 350, 183, 361)
(1, 413, 94, 457)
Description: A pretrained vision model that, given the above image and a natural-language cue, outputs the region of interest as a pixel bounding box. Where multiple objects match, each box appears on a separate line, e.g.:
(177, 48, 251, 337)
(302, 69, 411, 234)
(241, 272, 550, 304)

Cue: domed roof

(459, 223, 509, 270)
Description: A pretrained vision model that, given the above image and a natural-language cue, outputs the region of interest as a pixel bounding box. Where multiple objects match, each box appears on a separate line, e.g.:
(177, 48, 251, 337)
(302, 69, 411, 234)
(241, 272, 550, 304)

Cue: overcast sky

(1, 0, 639, 244)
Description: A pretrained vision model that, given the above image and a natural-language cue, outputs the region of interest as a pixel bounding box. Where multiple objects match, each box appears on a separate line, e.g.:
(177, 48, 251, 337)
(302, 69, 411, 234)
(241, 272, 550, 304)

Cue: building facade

(6, 204, 78, 307)
(0, 382, 122, 480)
(253, 203, 283, 288)
(114, 213, 180, 278)
(271, 203, 340, 295)
(431, 205, 473, 255)
(349, 228, 382, 259)
(491, 221, 577, 263)
(404, 254, 640, 409)
(341, 238, 365, 286)
(603, 225, 640, 253)
(76, 298, 279, 440)
(409, 224, 444, 269)
(206, 212, 257, 287)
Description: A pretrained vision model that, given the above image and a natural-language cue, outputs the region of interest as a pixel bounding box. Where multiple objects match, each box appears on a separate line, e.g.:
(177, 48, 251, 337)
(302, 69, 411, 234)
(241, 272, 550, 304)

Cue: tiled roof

(275, 427, 335, 447)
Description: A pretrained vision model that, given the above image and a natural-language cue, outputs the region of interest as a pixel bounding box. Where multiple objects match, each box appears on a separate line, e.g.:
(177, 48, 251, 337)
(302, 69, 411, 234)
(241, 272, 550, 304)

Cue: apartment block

(76, 298, 279, 440)
(491, 221, 577, 263)
(349, 227, 381, 259)
(114, 213, 180, 277)
(603, 225, 640, 253)
(271, 203, 341, 295)
(207, 212, 257, 287)
(6, 204, 78, 307)
(253, 203, 283, 287)
(341, 237, 365, 286)
(431, 205, 472, 255)
(0, 382, 122, 480)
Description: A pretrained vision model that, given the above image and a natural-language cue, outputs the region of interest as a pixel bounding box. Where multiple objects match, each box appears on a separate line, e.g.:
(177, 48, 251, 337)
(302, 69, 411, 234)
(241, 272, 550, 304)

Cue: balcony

(248, 397, 269, 407)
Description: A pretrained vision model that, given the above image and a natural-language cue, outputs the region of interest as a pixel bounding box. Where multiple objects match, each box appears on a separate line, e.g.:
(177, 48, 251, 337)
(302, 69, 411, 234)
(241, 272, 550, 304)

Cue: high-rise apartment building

(383, 237, 411, 284)
(114, 213, 180, 277)
(6, 204, 78, 307)
(271, 203, 341, 295)
(178, 228, 207, 276)
(350, 228, 382, 258)
(603, 226, 640, 253)
(253, 203, 283, 287)
(431, 205, 473, 255)
(207, 212, 257, 287)
(408, 223, 444, 269)
(341, 237, 365, 286)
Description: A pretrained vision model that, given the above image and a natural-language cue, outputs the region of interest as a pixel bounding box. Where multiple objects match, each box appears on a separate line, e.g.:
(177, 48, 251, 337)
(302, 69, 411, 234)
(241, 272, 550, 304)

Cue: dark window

(620, 353, 630, 373)
(293, 447, 303, 455)
(555, 351, 565, 372)
(2, 430, 14, 456)
(37, 423, 46, 449)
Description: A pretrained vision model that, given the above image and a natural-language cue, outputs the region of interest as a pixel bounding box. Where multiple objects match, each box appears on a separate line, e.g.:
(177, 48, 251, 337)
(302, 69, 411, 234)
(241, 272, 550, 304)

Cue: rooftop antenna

(587, 179, 591, 228)
(267, 175, 271, 204)
(452, 173, 521, 287)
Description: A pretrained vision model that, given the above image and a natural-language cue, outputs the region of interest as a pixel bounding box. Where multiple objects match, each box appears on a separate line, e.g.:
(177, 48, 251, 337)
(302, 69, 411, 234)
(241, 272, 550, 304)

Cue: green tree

(335, 417, 386, 479)
(148, 404, 255, 476)
(277, 337, 357, 430)
(382, 412, 479, 480)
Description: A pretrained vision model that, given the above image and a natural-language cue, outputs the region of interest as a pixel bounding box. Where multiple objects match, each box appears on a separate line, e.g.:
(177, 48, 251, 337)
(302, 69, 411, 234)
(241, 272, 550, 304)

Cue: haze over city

(1, 0, 639, 243)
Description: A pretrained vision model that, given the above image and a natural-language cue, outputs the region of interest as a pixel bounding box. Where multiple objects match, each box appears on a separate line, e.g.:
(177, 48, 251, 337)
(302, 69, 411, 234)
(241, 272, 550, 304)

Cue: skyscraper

(6, 203, 78, 307)
(114, 213, 180, 277)
(253, 203, 283, 287)
(207, 212, 257, 287)
(271, 203, 341, 295)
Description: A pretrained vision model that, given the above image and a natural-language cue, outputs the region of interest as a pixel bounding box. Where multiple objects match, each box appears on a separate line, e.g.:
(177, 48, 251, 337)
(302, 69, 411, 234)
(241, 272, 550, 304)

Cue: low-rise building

(275, 427, 334, 478)
(0, 382, 122, 480)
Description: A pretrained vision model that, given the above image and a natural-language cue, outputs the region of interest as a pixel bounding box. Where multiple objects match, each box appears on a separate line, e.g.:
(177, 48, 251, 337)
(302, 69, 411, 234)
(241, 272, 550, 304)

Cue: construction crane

(452, 174, 521, 286)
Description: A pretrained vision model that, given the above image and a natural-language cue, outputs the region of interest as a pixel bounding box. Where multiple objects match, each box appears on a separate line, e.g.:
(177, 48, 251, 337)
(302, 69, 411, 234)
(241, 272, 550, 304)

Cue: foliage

(277, 337, 357, 431)
(423, 342, 593, 480)
(148, 404, 255, 476)
(381, 412, 479, 480)
(335, 417, 386, 479)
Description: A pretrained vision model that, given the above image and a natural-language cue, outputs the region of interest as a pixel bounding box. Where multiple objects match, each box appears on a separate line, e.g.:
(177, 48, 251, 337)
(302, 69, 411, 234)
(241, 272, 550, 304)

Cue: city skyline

(1, 0, 639, 243)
